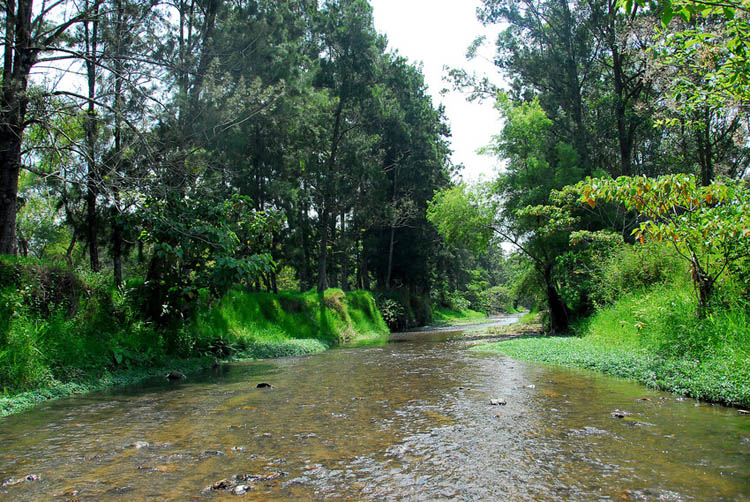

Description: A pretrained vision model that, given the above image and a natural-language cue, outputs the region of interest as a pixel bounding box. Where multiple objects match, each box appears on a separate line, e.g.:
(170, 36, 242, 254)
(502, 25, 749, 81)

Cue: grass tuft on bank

(473, 282, 750, 408)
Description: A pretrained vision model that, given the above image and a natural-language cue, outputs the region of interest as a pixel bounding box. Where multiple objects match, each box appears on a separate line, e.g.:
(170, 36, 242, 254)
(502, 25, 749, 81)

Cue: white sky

(369, 0, 505, 182)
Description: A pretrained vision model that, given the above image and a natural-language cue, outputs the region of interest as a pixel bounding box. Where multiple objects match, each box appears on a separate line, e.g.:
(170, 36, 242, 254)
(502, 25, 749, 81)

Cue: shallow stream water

(1, 316, 748, 501)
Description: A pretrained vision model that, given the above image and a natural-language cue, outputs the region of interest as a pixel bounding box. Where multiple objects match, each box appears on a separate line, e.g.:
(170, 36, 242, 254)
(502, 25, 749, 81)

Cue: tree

(1, 0, 102, 255)
(576, 174, 750, 316)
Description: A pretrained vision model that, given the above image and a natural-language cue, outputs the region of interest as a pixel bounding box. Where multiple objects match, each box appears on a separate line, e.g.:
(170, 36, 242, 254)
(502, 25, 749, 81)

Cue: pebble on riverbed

(610, 409, 633, 418)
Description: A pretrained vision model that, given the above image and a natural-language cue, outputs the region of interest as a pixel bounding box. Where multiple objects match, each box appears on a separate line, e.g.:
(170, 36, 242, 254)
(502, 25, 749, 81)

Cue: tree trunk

(340, 212, 349, 291)
(0, 0, 35, 256)
(66, 232, 77, 267)
(0, 140, 21, 255)
(543, 265, 568, 333)
(317, 206, 329, 292)
(84, 3, 100, 271)
(112, 211, 123, 287)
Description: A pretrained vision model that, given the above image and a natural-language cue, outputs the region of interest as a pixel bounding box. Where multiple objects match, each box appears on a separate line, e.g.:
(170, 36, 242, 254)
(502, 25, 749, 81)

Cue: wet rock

(133, 441, 150, 450)
(489, 399, 507, 406)
(611, 409, 633, 418)
(738, 409, 750, 415)
(212, 479, 233, 490)
(256, 383, 272, 389)
(232, 484, 251, 495)
(166, 371, 186, 381)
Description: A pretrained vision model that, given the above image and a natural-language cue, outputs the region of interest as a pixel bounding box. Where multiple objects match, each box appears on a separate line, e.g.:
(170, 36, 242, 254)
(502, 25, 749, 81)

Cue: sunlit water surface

(1, 316, 748, 501)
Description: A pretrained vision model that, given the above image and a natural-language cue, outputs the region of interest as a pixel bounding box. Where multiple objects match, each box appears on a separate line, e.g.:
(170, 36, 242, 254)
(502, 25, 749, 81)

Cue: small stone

(489, 399, 507, 406)
(166, 371, 186, 380)
(611, 409, 633, 418)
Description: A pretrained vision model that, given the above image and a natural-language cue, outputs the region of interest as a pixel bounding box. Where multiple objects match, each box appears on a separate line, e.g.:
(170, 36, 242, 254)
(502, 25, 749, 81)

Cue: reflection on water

(1, 318, 748, 501)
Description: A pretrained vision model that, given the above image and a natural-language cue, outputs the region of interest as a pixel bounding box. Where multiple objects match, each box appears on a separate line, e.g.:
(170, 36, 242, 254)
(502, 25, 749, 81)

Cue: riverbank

(472, 290, 750, 409)
(1, 259, 388, 416)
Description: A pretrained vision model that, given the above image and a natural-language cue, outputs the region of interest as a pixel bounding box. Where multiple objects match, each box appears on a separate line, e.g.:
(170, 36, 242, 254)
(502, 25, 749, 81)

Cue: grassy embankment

(0, 257, 388, 416)
(472, 242, 750, 408)
(473, 282, 750, 408)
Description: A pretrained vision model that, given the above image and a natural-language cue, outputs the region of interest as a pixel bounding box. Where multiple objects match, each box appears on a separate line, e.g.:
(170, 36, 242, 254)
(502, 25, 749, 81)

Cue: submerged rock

(232, 484, 251, 495)
(166, 371, 186, 381)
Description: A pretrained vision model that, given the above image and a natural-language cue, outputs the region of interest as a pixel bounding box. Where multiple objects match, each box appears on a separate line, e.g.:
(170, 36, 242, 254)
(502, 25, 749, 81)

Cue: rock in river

(611, 409, 633, 418)
(489, 399, 507, 406)
(166, 371, 186, 381)
(256, 383, 273, 389)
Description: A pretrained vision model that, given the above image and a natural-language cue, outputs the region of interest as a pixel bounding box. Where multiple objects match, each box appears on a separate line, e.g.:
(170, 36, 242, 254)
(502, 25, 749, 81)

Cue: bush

(589, 241, 684, 308)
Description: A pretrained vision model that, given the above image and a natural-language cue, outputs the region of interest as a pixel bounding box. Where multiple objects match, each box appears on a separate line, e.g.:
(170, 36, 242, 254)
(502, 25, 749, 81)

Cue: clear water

(1, 316, 748, 501)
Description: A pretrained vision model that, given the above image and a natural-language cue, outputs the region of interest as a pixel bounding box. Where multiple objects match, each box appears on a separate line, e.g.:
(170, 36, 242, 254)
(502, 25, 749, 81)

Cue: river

(1, 315, 748, 501)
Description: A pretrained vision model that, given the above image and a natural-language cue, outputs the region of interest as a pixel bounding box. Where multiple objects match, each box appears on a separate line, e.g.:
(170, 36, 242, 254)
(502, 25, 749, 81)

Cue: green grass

(189, 288, 388, 352)
(473, 283, 750, 408)
(431, 306, 487, 325)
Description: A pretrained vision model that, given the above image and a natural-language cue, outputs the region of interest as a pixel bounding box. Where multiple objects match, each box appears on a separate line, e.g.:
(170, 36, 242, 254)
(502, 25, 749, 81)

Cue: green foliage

(624, 0, 750, 112)
(427, 183, 497, 254)
(588, 241, 685, 307)
(577, 174, 750, 314)
(141, 194, 280, 322)
(0, 257, 163, 393)
(553, 231, 623, 315)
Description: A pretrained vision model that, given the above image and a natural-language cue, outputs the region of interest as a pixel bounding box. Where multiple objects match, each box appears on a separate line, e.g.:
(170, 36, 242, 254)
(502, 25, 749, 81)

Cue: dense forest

(1, 0, 749, 408)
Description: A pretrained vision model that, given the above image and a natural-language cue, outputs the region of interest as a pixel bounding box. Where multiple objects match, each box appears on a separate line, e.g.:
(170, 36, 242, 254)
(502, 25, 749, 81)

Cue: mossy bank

(0, 257, 388, 416)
